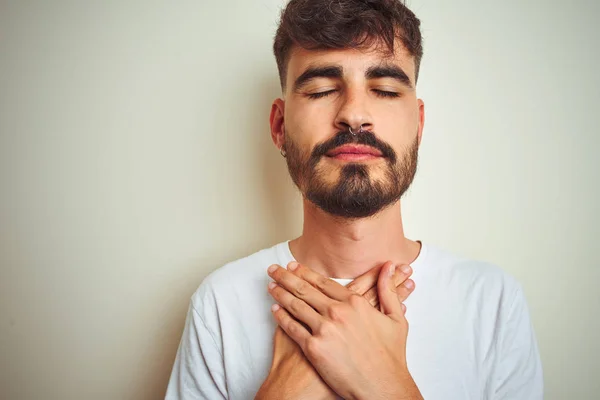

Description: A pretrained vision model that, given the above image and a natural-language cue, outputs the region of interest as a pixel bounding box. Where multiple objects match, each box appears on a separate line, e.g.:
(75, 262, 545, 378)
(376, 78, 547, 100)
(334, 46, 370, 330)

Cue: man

(165, 0, 544, 399)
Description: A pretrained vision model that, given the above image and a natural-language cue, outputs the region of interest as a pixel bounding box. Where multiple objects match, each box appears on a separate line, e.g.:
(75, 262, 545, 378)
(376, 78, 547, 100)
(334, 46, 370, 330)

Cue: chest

(404, 293, 498, 399)
(221, 289, 499, 400)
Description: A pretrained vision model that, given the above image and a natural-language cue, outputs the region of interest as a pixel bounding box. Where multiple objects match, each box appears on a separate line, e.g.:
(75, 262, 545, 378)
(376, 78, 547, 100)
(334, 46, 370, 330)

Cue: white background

(1, 0, 598, 399)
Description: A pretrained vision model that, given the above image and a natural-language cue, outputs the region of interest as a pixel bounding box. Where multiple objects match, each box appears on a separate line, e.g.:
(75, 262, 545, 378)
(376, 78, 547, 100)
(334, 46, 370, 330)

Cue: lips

(326, 145, 383, 157)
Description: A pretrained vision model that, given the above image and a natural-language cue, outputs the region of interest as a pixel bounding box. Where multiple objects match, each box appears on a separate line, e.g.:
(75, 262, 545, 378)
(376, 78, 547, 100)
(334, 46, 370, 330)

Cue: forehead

(286, 41, 416, 85)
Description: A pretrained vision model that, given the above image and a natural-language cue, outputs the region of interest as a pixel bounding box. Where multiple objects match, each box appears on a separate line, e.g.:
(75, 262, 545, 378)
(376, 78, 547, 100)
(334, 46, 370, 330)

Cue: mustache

(310, 130, 397, 164)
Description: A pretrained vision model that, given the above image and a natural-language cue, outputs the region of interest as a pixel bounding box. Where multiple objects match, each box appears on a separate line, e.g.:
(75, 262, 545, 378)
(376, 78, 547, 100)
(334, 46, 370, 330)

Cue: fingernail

(404, 280, 414, 289)
(288, 262, 299, 271)
(389, 264, 396, 278)
(271, 304, 280, 312)
(401, 265, 411, 274)
(268, 282, 276, 290)
(267, 265, 277, 274)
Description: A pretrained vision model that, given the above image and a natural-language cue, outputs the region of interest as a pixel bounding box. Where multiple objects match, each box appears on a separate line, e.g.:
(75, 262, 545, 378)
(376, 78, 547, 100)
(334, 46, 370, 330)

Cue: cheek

(376, 105, 418, 145)
(285, 104, 334, 148)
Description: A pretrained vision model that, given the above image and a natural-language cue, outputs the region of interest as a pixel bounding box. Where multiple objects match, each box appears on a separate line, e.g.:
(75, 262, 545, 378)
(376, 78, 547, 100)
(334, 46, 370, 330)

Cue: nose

(333, 88, 373, 134)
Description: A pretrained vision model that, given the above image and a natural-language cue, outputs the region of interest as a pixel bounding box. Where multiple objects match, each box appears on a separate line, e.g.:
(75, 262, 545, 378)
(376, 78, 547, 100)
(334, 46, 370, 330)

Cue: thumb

(377, 262, 404, 321)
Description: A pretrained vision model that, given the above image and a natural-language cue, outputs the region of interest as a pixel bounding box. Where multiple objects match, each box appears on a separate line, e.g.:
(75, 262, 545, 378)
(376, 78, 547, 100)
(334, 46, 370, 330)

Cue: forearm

(255, 381, 335, 400)
(255, 363, 337, 400)
(354, 371, 423, 400)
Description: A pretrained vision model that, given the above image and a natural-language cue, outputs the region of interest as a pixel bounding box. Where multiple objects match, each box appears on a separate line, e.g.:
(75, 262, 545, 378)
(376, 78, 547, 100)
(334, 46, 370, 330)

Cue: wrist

(257, 363, 336, 400)
(354, 370, 422, 400)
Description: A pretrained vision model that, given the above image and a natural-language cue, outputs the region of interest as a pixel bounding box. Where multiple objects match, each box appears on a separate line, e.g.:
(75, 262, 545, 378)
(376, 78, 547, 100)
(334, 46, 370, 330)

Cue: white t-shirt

(165, 241, 543, 400)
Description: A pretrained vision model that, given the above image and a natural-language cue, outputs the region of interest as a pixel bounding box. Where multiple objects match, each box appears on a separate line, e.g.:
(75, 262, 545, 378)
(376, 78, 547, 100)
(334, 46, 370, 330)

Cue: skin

(267, 262, 422, 400)
(258, 40, 426, 399)
(255, 264, 416, 400)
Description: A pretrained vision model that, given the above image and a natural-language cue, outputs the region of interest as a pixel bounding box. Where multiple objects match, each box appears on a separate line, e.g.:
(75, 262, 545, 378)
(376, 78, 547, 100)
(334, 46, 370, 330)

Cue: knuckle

(289, 298, 304, 315)
(327, 304, 346, 322)
(295, 281, 311, 297)
(348, 293, 365, 308)
(317, 320, 334, 336)
(315, 276, 331, 292)
(279, 308, 290, 321)
(278, 311, 290, 327)
(287, 320, 300, 335)
(305, 337, 321, 359)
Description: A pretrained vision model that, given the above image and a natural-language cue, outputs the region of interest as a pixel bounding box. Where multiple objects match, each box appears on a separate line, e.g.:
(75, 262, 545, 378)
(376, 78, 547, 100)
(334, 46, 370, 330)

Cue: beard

(284, 128, 419, 219)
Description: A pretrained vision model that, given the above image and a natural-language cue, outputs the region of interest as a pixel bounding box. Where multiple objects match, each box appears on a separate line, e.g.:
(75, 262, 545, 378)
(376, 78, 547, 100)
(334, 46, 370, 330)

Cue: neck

(289, 199, 421, 279)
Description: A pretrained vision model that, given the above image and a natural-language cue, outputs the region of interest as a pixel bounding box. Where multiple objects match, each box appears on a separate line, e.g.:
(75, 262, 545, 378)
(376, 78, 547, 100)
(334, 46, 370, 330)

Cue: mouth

(325, 145, 383, 161)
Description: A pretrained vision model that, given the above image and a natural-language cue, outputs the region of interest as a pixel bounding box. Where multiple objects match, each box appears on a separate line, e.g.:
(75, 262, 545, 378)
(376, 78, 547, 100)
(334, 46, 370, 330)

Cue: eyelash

(307, 89, 400, 100)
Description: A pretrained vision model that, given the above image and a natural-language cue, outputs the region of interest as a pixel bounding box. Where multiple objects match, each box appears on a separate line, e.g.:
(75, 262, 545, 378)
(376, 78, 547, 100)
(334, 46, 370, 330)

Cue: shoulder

(189, 241, 285, 314)
(421, 244, 521, 300)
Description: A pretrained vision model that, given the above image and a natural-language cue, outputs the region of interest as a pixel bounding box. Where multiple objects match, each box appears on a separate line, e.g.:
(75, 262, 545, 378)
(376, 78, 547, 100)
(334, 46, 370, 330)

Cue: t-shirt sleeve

(493, 283, 544, 399)
(164, 302, 227, 400)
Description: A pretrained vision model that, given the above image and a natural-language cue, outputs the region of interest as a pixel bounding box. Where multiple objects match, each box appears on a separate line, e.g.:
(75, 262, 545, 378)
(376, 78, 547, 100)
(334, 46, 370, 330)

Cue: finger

(363, 263, 414, 307)
(396, 277, 415, 303)
(372, 281, 414, 311)
(271, 303, 311, 347)
(267, 264, 333, 315)
(268, 282, 323, 332)
(289, 261, 351, 302)
(393, 264, 415, 304)
(348, 262, 412, 299)
(394, 264, 413, 288)
(346, 263, 385, 296)
(377, 263, 404, 321)
(401, 303, 407, 314)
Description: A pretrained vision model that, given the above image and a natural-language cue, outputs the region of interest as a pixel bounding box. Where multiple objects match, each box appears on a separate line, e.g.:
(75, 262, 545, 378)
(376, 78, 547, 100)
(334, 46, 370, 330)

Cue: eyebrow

(365, 64, 413, 89)
(293, 63, 414, 92)
(293, 65, 343, 92)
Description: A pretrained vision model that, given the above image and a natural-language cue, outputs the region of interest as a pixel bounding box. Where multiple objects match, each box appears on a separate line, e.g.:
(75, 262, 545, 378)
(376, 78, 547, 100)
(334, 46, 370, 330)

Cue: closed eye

(373, 90, 400, 98)
(307, 89, 400, 100)
(307, 90, 337, 99)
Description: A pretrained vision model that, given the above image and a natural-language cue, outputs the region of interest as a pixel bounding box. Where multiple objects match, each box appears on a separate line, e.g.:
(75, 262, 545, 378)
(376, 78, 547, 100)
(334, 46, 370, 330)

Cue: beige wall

(0, 1, 598, 399)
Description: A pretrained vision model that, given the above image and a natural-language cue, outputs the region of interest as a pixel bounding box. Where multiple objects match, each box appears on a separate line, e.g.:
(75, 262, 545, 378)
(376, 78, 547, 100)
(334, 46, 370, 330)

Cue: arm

(255, 326, 337, 400)
(493, 284, 544, 400)
(165, 303, 227, 400)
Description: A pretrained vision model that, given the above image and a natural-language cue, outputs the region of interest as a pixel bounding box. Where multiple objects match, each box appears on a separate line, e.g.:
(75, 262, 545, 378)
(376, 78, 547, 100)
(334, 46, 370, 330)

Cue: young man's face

(270, 41, 425, 218)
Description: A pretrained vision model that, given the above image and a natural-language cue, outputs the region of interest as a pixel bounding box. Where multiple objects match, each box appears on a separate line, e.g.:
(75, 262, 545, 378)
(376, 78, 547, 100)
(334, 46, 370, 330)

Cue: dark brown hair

(273, 0, 423, 89)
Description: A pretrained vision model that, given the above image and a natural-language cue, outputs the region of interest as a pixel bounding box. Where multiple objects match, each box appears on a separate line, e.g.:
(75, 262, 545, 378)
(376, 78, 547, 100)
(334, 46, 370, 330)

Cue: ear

(269, 98, 286, 150)
(417, 98, 425, 147)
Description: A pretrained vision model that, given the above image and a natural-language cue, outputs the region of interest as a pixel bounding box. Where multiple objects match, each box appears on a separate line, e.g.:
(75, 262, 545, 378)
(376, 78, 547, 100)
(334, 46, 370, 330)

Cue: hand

(346, 262, 415, 311)
(267, 261, 423, 400)
(257, 263, 415, 399)
(255, 326, 337, 400)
